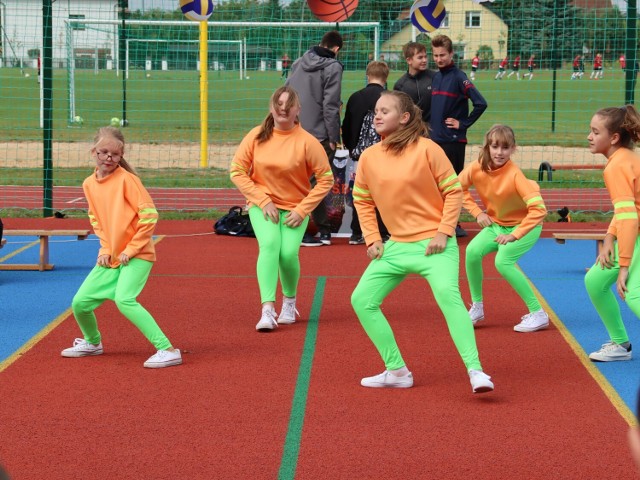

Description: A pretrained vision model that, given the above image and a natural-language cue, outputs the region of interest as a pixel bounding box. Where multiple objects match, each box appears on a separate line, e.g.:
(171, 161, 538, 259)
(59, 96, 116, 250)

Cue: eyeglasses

(96, 151, 122, 161)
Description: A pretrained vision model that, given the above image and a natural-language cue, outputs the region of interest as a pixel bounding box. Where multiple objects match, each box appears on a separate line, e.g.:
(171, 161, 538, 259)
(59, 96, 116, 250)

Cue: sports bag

(214, 206, 255, 237)
(350, 110, 380, 161)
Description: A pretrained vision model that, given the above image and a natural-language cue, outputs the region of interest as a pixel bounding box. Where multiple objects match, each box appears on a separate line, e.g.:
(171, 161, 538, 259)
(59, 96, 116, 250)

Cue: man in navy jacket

(430, 34, 487, 237)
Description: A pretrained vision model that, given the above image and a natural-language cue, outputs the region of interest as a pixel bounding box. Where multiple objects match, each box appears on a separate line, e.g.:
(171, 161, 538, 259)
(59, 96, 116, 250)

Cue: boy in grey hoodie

(286, 30, 343, 246)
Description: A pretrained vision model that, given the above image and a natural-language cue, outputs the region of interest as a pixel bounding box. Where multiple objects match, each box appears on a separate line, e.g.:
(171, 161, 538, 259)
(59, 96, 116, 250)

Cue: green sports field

(1, 65, 634, 146)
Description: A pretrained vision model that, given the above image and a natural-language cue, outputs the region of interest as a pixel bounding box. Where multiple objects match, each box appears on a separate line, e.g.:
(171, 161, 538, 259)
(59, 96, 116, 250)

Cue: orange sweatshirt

(83, 166, 158, 268)
(604, 148, 640, 267)
(230, 124, 333, 218)
(353, 137, 462, 244)
(459, 160, 546, 239)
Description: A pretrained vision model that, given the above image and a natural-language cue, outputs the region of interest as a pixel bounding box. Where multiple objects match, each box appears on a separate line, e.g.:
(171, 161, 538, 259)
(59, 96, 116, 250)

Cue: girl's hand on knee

(284, 210, 303, 228)
(617, 267, 629, 300)
(596, 241, 615, 269)
(425, 232, 447, 255)
(476, 212, 492, 228)
(262, 202, 280, 224)
(367, 241, 383, 260)
(97, 254, 111, 267)
(119, 253, 130, 266)
(494, 234, 516, 245)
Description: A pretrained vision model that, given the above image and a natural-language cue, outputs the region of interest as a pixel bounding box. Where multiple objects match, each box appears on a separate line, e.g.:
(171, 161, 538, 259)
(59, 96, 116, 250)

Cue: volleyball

(307, 0, 359, 23)
(73, 115, 83, 125)
(110, 117, 120, 127)
(179, 0, 214, 21)
(410, 0, 446, 33)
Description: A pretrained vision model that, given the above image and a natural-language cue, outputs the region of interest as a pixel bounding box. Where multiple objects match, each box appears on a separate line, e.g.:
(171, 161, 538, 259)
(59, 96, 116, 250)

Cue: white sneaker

(256, 307, 278, 332)
(589, 341, 632, 362)
(469, 302, 484, 325)
(468, 369, 494, 393)
(360, 370, 413, 388)
(278, 298, 299, 325)
(514, 309, 549, 332)
(61, 338, 103, 357)
(144, 349, 182, 368)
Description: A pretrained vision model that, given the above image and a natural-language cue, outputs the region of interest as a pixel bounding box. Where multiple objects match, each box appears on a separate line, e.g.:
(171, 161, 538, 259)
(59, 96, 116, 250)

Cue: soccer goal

(65, 19, 380, 126)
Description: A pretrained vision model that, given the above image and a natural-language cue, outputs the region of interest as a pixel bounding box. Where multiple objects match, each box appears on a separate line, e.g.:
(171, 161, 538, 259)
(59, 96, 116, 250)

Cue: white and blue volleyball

(410, 0, 446, 33)
(179, 0, 214, 21)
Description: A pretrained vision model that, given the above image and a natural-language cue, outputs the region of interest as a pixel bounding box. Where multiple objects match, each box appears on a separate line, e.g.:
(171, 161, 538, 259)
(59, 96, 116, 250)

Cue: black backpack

(214, 206, 255, 237)
(350, 110, 380, 161)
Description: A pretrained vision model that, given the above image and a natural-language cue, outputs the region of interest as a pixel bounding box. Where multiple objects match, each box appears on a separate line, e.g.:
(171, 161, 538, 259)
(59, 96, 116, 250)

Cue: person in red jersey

(591, 53, 603, 79)
(522, 54, 536, 80)
(495, 56, 508, 80)
(470, 54, 480, 80)
(507, 55, 521, 80)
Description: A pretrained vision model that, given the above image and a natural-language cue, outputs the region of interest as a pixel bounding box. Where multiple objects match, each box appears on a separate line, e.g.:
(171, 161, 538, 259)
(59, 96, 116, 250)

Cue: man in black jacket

(342, 61, 390, 245)
(393, 42, 436, 124)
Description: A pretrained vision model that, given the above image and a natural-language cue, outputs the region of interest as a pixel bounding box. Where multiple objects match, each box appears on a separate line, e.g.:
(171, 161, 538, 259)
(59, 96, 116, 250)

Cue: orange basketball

(307, 0, 359, 22)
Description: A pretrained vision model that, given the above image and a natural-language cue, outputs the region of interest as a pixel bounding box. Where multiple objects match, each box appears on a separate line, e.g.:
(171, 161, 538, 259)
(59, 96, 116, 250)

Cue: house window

(440, 13, 449, 28)
(69, 14, 86, 31)
(465, 11, 481, 28)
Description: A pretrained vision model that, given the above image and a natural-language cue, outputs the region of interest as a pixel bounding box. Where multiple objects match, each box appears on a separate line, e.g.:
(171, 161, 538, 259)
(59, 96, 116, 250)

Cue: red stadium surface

(0, 186, 613, 212)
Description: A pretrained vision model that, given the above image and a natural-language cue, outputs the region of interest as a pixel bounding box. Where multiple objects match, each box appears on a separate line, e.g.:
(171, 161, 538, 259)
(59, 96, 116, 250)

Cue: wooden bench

(0, 229, 91, 271)
(552, 232, 607, 256)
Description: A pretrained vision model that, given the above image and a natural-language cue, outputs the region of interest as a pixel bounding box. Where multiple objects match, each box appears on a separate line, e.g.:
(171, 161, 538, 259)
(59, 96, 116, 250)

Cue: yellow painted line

(0, 239, 39, 263)
(0, 308, 72, 374)
(526, 275, 637, 426)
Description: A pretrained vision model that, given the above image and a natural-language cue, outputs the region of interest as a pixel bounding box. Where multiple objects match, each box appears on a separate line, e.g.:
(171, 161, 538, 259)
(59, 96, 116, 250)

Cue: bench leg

(39, 236, 50, 272)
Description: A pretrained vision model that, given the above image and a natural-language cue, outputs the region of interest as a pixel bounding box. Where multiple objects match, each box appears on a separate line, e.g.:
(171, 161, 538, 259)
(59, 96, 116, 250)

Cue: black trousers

(306, 140, 333, 236)
(438, 141, 466, 175)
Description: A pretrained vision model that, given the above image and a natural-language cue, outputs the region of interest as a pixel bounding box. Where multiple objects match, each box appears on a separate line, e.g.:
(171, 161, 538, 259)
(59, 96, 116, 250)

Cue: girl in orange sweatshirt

(459, 125, 548, 332)
(61, 127, 181, 368)
(351, 91, 494, 394)
(585, 105, 640, 362)
(231, 86, 333, 332)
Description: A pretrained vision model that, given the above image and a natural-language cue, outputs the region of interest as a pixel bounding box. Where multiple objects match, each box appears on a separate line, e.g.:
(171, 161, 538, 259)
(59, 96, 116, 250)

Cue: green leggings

(585, 238, 640, 344)
(72, 258, 172, 350)
(351, 238, 482, 371)
(466, 223, 542, 312)
(248, 206, 309, 303)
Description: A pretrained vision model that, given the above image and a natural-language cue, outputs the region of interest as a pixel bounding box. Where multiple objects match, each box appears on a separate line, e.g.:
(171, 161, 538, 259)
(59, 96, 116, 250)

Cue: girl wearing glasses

(61, 126, 181, 368)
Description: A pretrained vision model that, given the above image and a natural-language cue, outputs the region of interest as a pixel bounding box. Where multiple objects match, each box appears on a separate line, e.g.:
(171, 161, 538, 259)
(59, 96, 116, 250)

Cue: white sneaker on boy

(514, 309, 549, 332)
(589, 341, 632, 362)
(144, 349, 182, 368)
(278, 298, 299, 325)
(61, 338, 104, 357)
(360, 370, 413, 388)
(256, 307, 278, 332)
(468, 302, 484, 325)
(468, 369, 494, 393)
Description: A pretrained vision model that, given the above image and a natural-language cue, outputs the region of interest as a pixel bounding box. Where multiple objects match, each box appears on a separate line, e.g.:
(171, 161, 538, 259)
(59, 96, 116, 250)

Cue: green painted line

(278, 276, 326, 480)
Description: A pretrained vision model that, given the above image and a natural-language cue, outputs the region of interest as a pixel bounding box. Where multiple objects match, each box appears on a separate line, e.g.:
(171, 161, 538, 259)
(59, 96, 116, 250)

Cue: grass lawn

(1, 66, 635, 146)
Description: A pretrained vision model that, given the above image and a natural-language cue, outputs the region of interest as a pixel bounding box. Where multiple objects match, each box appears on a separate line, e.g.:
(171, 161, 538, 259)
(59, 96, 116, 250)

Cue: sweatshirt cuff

(439, 225, 456, 238)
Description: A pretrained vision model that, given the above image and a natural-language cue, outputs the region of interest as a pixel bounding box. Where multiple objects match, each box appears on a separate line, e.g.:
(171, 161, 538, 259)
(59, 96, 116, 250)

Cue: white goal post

(65, 19, 381, 123)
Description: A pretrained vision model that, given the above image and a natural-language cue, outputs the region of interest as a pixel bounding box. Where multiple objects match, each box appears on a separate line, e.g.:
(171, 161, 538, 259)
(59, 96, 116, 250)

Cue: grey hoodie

(286, 46, 343, 144)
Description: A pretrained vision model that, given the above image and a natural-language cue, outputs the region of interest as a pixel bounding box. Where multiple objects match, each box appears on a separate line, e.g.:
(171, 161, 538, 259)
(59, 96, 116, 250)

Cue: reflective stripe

(438, 173, 458, 188)
(526, 196, 543, 205)
(139, 218, 158, 224)
(615, 212, 638, 220)
(353, 185, 370, 195)
(442, 181, 461, 193)
(614, 200, 635, 209)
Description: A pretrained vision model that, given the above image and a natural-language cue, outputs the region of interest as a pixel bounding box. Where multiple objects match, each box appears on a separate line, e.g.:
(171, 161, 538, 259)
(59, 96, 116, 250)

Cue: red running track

(0, 186, 613, 212)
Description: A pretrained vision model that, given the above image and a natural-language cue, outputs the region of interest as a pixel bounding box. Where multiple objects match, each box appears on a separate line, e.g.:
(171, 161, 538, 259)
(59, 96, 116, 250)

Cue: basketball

(410, 0, 446, 33)
(307, 0, 359, 23)
(179, 0, 214, 21)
